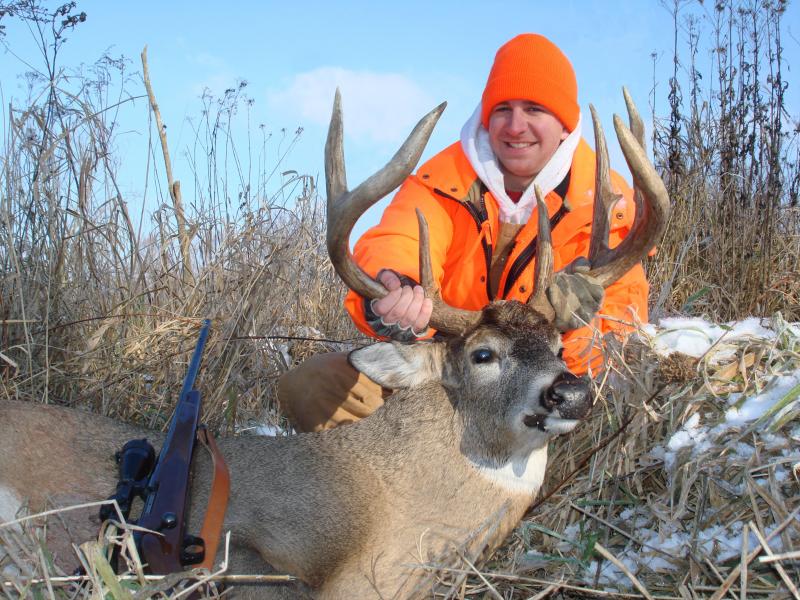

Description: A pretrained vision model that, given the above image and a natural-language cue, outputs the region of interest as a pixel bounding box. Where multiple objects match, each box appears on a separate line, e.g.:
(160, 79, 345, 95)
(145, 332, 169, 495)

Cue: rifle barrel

(151, 319, 211, 477)
(179, 319, 211, 402)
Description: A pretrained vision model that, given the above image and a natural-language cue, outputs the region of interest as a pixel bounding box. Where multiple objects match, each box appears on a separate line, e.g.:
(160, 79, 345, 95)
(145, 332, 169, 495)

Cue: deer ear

(348, 342, 446, 389)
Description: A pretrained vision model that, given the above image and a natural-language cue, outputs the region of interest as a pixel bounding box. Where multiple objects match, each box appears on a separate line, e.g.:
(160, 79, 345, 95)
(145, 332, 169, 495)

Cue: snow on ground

(249, 423, 285, 436)
(582, 316, 800, 588)
(641, 316, 788, 362)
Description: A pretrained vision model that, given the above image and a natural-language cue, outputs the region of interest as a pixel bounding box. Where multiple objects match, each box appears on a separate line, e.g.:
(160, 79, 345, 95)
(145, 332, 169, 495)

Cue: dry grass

(0, 502, 266, 598)
(645, 0, 800, 322)
(0, 13, 363, 432)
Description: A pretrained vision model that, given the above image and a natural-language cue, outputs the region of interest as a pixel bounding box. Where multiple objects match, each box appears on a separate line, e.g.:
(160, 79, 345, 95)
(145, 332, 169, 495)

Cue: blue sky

(2, 1, 798, 236)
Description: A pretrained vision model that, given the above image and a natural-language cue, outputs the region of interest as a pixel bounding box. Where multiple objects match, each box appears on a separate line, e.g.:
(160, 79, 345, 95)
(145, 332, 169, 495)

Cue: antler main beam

(325, 89, 446, 301)
(325, 91, 481, 335)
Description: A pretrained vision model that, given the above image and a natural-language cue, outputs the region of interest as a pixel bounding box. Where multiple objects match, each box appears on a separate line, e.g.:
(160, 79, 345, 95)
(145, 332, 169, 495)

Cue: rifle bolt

(161, 512, 178, 529)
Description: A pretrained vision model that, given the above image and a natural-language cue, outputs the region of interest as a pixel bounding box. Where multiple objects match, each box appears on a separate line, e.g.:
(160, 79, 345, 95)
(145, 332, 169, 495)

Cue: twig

(457, 551, 503, 600)
(740, 522, 748, 600)
(235, 334, 362, 345)
(1, 573, 297, 588)
(748, 520, 800, 599)
(528, 583, 562, 599)
(709, 506, 800, 600)
(141, 45, 192, 282)
(593, 542, 655, 600)
(760, 550, 800, 563)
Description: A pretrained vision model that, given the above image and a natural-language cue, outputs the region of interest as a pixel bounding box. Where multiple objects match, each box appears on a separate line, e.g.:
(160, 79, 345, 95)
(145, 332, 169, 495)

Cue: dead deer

(0, 89, 668, 599)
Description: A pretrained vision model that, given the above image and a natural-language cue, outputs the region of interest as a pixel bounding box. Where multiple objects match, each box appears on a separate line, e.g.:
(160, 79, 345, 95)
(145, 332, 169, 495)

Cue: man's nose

(506, 107, 527, 134)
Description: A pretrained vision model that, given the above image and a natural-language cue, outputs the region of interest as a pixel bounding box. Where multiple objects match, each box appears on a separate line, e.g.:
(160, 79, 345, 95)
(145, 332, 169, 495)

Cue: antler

(585, 87, 670, 286)
(525, 186, 556, 322)
(325, 90, 481, 335)
(526, 88, 669, 324)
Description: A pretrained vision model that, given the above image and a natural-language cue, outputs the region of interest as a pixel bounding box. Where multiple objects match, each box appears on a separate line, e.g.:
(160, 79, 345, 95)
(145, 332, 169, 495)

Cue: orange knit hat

(481, 34, 579, 131)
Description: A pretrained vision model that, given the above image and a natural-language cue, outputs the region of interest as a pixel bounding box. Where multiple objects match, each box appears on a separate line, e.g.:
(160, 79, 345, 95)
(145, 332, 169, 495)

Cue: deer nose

(540, 372, 592, 419)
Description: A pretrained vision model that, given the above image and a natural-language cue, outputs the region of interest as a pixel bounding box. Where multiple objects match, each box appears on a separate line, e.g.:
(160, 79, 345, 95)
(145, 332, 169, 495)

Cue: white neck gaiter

(460, 103, 582, 224)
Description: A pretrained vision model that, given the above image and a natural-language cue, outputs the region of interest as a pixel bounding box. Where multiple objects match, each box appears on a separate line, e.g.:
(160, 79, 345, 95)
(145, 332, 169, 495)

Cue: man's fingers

(372, 287, 402, 316)
(396, 286, 425, 329)
(377, 269, 402, 291)
(413, 297, 433, 333)
(383, 286, 414, 324)
(372, 270, 431, 335)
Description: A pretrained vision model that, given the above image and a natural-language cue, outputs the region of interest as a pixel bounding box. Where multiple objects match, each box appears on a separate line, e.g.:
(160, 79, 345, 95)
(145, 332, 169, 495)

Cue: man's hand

(371, 270, 433, 336)
(546, 259, 604, 332)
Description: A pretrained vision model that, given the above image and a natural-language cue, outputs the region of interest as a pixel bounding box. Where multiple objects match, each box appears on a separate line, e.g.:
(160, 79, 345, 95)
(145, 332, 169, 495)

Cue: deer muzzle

(540, 372, 592, 420)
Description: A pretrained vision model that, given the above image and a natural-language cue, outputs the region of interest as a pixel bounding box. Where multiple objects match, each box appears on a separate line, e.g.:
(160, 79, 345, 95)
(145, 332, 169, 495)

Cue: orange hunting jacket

(344, 139, 648, 374)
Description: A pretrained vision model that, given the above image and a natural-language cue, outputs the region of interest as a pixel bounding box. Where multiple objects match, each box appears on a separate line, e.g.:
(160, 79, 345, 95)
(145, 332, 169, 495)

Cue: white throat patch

(469, 445, 548, 495)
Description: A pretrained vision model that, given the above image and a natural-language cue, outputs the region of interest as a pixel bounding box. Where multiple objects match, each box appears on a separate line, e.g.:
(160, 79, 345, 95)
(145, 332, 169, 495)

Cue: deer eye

(557, 348, 565, 359)
(471, 348, 495, 364)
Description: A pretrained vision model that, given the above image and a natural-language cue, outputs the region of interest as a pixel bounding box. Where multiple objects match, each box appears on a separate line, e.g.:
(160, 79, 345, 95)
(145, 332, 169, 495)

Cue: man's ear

(348, 342, 446, 389)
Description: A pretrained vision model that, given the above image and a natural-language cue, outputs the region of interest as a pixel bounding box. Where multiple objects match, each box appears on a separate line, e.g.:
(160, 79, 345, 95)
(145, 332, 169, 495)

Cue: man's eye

(471, 348, 495, 364)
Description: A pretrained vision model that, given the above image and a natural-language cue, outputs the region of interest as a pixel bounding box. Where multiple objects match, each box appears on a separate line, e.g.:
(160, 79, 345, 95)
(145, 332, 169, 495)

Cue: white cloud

(267, 67, 436, 145)
(183, 51, 237, 97)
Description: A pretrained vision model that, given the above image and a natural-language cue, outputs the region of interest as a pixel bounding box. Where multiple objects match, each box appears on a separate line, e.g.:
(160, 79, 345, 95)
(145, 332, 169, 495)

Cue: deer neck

(362, 384, 549, 500)
(467, 444, 548, 496)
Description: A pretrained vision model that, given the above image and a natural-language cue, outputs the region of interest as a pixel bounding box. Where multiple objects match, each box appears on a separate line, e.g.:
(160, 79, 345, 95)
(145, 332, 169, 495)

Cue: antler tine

(585, 92, 670, 287)
(622, 87, 647, 260)
(325, 90, 447, 301)
(416, 208, 481, 335)
(623, 86, 645, 147)
(587, 103, 621, 268)
(526, 186, 556, 322)
(325, 89, 348, 205)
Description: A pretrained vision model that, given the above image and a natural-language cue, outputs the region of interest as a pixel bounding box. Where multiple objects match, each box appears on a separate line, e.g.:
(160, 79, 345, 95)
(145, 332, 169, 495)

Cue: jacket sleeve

(559, 171, 650, 375)
(343, 175, 455, 338)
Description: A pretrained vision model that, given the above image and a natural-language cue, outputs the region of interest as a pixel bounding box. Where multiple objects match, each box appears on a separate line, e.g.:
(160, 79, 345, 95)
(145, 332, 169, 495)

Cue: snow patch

(725, 371, 800, 425)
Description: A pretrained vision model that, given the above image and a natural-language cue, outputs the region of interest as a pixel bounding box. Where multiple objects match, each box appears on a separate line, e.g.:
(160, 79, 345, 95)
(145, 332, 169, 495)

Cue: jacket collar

(415, 143, 485, 212)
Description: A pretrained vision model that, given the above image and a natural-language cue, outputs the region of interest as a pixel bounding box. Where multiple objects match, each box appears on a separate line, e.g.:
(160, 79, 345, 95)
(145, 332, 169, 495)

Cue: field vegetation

(0, 0, 798, 598)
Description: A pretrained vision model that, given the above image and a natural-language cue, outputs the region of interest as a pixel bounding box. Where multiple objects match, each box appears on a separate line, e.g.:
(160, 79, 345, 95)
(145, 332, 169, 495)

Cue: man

(279, 33, 647, 432)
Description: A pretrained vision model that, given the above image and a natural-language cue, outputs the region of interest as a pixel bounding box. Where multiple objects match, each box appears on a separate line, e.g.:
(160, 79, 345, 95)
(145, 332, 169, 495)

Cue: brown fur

(0, 302, 589, 599)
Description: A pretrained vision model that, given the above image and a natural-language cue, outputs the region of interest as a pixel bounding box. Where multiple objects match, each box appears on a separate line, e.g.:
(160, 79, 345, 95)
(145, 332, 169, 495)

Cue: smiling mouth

(506, 142, 535, 149)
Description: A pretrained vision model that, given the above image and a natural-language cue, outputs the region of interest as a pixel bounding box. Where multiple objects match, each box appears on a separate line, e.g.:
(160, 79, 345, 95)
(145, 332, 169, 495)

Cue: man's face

(487, 100, 569, 192)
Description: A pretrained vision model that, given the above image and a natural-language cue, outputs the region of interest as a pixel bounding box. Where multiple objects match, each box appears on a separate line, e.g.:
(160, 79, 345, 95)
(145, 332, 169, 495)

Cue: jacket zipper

(433, 187, 495, 301)
(501, 203, 569, 297)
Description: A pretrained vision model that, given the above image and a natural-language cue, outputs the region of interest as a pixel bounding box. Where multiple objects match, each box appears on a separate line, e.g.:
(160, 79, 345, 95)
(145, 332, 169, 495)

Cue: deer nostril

(541, 372, 591, 416)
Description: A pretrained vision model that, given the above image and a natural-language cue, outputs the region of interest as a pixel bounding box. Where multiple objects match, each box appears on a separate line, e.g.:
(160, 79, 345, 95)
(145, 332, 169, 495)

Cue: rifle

(102, 319, 227, 574)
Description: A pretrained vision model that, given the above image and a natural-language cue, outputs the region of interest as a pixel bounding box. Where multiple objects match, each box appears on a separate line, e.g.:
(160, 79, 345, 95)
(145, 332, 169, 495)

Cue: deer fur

(0, 302, 590, 599)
